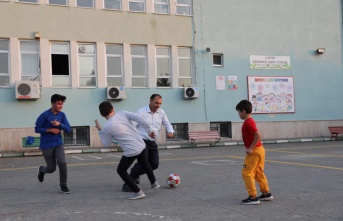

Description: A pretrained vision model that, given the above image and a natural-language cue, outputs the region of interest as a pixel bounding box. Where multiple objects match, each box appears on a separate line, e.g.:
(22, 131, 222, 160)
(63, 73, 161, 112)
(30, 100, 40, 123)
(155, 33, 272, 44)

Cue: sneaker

(37, 166, 44, 182)
(242, 196, 260, 205)
(122, 184, 132, 192)
(134, 177, 140, 185)
(151, 182, 160, 190)
(257, 193, 274, 201)
(127, 190, 145, 200)
(61, 185, 71, 194)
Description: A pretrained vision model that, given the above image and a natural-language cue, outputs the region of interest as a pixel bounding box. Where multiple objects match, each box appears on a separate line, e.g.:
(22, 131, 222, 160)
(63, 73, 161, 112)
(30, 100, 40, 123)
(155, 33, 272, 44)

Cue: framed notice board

(247, 76, 295, 114)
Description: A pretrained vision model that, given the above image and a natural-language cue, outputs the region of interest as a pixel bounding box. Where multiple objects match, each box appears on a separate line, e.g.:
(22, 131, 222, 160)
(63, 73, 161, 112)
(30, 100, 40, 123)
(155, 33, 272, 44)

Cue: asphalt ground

(0, 141, 343, 221)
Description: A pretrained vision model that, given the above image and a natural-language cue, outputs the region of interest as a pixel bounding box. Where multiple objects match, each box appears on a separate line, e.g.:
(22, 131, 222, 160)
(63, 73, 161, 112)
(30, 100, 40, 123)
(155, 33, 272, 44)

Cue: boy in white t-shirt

(95, 101, 160, 200)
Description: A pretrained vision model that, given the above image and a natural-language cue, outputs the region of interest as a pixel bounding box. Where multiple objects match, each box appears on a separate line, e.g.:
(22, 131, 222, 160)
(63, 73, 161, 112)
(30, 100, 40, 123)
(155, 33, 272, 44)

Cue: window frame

(167, 123, 189, 141)
(106, 44, 123, 86)
(154, 0, 169, 14)
(17, 0, 38, 4)
(131, 45, 147, 88)
(156, 46, 171, 88)
(176, 0, 192, 16)
(103, 0, 122, 10)
(20, 40, 40, 81)
(128, 0, 145, 12)
(213, 53, 223, 67)
(78, 43, 97, 88)
(63, 126, 90, 146)
(0, 39, 10, 87)
(177, 47, 193, 87)
(210, 122, 232, 138)
(50, 42, 71, 87)
(48, 0, 68, 6)
(76, 0, 95, 8)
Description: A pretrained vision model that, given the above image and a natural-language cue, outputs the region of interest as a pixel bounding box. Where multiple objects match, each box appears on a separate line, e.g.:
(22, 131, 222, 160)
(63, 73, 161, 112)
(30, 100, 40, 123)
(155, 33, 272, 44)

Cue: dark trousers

(130, 140, 159, 180)
(117, 147, 156, 193)
(40, 145, 67, 187)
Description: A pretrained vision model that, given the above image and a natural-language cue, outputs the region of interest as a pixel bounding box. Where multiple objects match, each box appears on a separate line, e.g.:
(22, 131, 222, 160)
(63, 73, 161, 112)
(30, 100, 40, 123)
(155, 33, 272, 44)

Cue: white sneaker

(151, 182, 161, 190)
(127, 190, 145, 200)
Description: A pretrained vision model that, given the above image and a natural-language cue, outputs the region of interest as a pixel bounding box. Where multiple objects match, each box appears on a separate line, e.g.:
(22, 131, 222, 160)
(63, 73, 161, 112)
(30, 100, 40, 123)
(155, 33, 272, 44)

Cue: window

(178, 47, 192, 87)
(131, 45, 147, 87)
(77, 0, 94, 8)
(48, 0, 67, 5)
(17, 0, 38, 3)
(167, 123, 188, 141)
(51, 42, 70, 87)
(0, 39, 10, 87)
(63, 126, 90, 146)
(104, 0, 121, 10)
(106, 44, 123, 86)
(213, 54, 223, 66)
(78, 43, 96, 87)
(176, 0, 192, 15)
(210, 122, 232, 138)
(20, 41, 40, 81)
(154, 0, 169, 14)
(156, 47, 171, 87)
(129, 0, 145, 12)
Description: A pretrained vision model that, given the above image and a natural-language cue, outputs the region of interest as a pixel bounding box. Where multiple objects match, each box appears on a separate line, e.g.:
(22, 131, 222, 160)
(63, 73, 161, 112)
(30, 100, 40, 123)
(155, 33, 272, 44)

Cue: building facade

(0, 0, 342, 153)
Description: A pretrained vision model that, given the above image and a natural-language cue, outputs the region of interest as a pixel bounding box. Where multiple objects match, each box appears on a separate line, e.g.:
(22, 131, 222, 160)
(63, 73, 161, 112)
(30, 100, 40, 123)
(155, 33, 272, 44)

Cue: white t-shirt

(98, 111, 152, 157)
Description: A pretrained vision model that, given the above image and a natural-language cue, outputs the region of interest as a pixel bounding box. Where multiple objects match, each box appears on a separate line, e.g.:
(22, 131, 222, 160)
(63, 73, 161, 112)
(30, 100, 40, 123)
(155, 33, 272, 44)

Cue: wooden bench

(328, 126, 343, 140)
(188, 131, 221, 147)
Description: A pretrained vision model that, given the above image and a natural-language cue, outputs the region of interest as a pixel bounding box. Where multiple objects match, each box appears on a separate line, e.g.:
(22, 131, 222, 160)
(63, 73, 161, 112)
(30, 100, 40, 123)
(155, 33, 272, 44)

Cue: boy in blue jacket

(35, 94, 71, 194)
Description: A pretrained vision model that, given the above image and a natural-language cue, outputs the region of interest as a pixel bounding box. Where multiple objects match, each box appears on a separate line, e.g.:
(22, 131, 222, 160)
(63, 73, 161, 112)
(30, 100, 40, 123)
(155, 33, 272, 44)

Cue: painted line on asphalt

(1, 154, 343, 171)
(267, 149, 343, 158)
(270, 144, 343, 151)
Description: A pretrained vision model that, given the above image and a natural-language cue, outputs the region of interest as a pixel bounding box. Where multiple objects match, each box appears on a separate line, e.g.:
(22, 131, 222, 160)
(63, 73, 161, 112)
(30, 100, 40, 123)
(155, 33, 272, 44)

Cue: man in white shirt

(96, 101, 160, 200)
(122, 94, 174, 192)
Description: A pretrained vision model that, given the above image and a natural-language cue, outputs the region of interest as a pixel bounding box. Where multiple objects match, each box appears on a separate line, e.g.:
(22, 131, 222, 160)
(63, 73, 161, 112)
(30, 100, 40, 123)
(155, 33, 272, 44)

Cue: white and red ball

(166, 173, 181, 187)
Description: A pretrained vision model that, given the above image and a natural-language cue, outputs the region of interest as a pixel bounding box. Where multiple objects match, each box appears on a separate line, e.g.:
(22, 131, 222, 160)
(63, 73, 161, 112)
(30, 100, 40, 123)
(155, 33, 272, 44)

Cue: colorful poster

(216, 75, 225, 90)
(228, 75, 238, 90)
(250, 55, 291, 70)
(247, 76, 295, 113)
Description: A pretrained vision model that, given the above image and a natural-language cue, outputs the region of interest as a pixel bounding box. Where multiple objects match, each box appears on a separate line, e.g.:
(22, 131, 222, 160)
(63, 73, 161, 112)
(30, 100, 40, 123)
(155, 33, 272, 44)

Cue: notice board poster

(247, 76, 295, 114)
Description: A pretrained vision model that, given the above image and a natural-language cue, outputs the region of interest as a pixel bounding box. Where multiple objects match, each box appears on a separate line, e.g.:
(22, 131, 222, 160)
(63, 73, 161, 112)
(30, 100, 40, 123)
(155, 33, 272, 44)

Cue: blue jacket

(35, 109, 71, 150)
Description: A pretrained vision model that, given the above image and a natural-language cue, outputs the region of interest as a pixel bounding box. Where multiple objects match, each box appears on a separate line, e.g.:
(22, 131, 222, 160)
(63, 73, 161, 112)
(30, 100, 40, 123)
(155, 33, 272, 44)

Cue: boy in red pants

(236, 100, 273, 205)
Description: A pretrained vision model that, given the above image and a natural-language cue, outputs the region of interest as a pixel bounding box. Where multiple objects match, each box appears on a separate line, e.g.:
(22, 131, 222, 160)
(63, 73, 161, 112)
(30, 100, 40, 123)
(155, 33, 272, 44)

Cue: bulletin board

(247, 76, 295, 114)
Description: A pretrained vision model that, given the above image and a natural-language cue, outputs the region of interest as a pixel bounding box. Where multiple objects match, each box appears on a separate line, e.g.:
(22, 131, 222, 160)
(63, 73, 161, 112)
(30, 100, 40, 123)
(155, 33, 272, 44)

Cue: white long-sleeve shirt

(136, 105, 174, 141)
(98, 111, 152, 157)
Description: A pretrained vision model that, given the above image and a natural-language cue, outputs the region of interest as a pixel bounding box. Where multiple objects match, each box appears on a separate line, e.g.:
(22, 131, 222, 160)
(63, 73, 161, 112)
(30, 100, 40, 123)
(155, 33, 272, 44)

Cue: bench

(188, 131, 221, 147)
(22, 136, 40, 148)
(328, 126, 343, 140)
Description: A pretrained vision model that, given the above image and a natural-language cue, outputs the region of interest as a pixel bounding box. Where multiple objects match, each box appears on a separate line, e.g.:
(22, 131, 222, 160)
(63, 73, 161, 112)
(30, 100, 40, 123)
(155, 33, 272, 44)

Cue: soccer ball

(166, 173, 181, 187)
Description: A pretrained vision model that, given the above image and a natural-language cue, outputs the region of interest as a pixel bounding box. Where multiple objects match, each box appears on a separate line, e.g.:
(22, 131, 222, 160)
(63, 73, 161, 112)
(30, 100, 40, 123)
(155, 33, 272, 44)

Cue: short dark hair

(150, 94, 162, 100)
(236, 100, 252, 114)
(51, 94, 66, 103)
(99, 101, 113, 117)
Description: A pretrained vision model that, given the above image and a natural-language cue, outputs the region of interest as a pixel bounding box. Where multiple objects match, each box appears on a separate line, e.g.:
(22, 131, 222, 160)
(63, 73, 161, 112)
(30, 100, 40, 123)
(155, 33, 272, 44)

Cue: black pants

(130, 140, 159, 180)
(40, 145, 67, 187)
(117, 147, 156, 193)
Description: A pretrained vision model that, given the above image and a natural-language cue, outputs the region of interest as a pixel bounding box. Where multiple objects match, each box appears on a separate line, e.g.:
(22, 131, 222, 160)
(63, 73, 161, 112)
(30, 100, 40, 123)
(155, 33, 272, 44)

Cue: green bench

(22, 136, 40, 148)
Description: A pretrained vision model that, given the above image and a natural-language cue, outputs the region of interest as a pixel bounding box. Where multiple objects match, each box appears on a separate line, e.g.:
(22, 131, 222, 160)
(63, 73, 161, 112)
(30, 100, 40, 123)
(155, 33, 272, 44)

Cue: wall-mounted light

(316, 48, 325, 54)
(34, 32, 40, 39)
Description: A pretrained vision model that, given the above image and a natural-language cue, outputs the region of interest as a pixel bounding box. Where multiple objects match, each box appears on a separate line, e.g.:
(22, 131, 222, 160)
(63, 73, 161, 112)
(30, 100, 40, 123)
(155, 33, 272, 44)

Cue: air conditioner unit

(184, 86, 200, 99)
(107, 86, 126, 100)
(15, 81, 40, 100)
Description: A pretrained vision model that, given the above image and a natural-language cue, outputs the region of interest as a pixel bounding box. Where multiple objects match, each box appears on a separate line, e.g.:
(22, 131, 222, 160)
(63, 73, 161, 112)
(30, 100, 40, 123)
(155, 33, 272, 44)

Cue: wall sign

(247, 76, 295, 113)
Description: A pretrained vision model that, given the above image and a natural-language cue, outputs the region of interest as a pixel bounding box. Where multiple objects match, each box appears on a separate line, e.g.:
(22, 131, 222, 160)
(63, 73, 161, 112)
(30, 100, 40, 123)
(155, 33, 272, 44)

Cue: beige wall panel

(0, 3, 193, 46)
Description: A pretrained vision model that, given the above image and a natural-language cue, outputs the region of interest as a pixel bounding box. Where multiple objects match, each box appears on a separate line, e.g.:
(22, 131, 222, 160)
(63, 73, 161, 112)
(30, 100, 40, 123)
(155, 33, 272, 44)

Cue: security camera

(206, 47, 210, 52)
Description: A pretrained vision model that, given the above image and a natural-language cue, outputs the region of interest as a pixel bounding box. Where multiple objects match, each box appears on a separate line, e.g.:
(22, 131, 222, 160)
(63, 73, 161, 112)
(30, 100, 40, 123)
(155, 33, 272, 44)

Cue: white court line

(191, 160, 240, 166)
(71, 156, 86, 160)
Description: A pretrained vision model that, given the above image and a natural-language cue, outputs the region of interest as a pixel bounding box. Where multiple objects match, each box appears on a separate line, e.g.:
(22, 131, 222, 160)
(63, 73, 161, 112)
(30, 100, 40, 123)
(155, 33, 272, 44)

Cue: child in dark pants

(96, 101, 160, 200)
(236, 100, 273, 205)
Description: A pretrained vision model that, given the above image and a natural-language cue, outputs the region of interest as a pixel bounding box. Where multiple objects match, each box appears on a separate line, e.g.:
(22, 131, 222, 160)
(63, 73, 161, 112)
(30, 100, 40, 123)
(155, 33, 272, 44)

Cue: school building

(0, 0, 342, 153)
